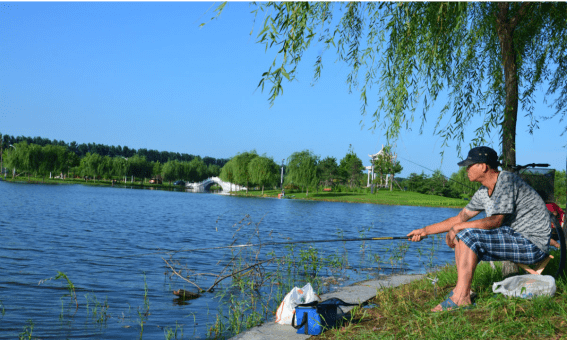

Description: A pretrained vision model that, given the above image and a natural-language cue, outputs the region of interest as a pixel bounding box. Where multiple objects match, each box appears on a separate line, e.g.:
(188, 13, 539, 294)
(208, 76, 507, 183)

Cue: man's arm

(451, 214, 506, 234)
(444, 213, 506, 248)
(407, 208, 481, 241)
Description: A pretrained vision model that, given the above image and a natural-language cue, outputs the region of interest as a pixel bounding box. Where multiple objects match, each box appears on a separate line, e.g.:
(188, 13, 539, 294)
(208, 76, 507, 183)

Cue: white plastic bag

(492, 274, 556, 299)
(275, 283, 321, 325)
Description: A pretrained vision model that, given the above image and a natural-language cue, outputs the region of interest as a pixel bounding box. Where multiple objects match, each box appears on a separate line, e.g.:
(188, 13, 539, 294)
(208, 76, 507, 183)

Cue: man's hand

(407, 228, 427, 242)
(446, 228, 457, 248)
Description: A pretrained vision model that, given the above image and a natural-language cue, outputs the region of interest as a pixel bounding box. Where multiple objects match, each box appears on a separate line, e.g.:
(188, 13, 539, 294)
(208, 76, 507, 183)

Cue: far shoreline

(0, 177, 469, 209)
(228, 188, 469, 209)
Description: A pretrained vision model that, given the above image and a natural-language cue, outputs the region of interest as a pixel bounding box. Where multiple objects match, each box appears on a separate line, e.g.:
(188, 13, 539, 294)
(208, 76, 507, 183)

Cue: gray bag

(492, 274, 556, 299)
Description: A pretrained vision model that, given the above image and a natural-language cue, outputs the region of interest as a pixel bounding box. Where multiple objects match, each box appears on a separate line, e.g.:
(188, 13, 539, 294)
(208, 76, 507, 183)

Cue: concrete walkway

(231, 274, 425, 340)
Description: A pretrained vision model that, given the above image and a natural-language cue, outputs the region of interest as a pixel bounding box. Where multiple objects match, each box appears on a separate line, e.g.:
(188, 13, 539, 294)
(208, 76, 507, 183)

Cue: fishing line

(382, 137, 474, 191)
(398, 156, 476, 191)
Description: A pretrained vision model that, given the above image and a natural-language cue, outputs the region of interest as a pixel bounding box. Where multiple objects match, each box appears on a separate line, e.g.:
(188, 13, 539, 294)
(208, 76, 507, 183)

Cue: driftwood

(173, 289, 200, 300)
(163, 256, 274, 295)
(163, 214, 277, 298)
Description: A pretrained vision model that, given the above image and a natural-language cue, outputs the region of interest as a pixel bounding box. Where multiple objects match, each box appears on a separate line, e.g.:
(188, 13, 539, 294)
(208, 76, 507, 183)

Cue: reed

(85, 293, 110, 326)
(18, 319, 34, 340)
(138, 273, 150, 339)
(163, 321, 184, 340)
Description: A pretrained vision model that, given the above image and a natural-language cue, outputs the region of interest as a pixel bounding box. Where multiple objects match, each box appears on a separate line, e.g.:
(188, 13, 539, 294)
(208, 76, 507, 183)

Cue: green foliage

(112, 156, 129, 178)
(18, 319, 34, 340)
(1, 131, 229, 166)
(401, 171, 459, 198)
(3, 141, 32, 179)
(219, 159, 236, 185)
(127, 154, 152, 183)
(207, 163, 221, 177)
(185, 157, 208, 183)
(152, 161, 162, 179)
(159, 158, 209, 184)
(248, 156, 278, 194)
(223, 2, 567, 166)
(338, 145, 364, 188)
(80, 152, 104, 181)
(429, 170, 460, 198)
(555, 170, 566, 206)
(232, 151, 259, 192)
(162, 159, 179, 184)
(372, 145, 403, 191)
(449, 166, 483, 198)
(85, 293, 110, 326)
(163, 321, 184, 340)
(54, 271, 78, 312)
(318, 156, 339, 187)
(286, 150, 319, 196)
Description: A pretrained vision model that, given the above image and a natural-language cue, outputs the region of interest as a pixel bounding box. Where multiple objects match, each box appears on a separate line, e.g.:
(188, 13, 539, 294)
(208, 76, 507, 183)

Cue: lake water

(0, 181, 465, 339)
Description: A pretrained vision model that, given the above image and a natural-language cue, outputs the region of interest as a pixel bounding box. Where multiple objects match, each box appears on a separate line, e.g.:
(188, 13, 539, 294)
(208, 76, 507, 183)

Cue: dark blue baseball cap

(457, 146, 499, 168)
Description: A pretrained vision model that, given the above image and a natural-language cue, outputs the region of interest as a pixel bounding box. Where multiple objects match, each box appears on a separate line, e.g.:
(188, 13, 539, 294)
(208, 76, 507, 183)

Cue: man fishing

(407, 146, 551, 311)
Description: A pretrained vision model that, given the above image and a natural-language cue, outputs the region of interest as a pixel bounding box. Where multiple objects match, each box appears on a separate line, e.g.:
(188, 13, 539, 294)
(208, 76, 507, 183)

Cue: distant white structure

(367, 145, 400, 189)
(186, 176, 246, 194)
(367, 145, 387, 187)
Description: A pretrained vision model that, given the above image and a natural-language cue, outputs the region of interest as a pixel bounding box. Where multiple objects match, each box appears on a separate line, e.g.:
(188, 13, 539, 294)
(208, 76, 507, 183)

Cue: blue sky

(1, 2, 565, 178)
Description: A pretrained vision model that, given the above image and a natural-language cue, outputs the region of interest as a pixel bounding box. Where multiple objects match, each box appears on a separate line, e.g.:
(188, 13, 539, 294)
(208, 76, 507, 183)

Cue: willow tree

(248, 156, 279, 194)
(286, 150, 319, 196)
(213, 2, 567, 168)
(219, 159, 236, 192)
(232, 151, 259, 193)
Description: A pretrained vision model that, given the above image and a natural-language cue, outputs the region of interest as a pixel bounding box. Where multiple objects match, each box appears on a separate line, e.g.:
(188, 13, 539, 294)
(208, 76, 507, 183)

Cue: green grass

(314, 257, 567, 340)
(232, 189, 469, 208)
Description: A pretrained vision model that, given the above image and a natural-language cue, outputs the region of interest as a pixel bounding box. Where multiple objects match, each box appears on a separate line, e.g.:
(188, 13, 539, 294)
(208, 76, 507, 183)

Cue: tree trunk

(495, 2, 530, 170)
(495, 2, 530, 276)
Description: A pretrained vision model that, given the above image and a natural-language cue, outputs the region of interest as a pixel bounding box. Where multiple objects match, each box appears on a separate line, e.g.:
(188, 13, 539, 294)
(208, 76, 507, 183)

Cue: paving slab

(231, 274, 425, 340)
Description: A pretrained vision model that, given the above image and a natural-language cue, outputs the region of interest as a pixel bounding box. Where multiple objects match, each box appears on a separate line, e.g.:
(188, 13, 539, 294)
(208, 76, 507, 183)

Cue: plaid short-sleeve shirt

(466, 171, 551, 252)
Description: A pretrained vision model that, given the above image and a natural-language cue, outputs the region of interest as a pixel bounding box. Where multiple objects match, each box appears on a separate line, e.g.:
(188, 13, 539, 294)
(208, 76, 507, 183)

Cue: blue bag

(291, 298, 358, 335)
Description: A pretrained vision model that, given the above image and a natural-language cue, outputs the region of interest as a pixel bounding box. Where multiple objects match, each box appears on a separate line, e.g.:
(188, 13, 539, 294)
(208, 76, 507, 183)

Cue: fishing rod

(174, 235, 428, 253)
(114, 236, 428, 259)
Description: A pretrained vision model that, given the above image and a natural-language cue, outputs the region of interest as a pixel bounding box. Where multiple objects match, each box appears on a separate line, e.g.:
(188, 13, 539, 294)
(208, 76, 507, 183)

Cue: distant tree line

(0, 132, 225, 184)
(218, 146, 402, 196)
(399, 168, 481, 200)
(2, 141, 220, 184)
(0, 133, 228, 167)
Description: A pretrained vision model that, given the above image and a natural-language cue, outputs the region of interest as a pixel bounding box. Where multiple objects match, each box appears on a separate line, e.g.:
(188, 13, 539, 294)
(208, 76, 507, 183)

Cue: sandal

(433, 297, 475, 312)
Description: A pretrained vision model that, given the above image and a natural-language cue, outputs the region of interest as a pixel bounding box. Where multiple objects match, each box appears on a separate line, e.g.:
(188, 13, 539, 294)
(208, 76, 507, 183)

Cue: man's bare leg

(432, 239, 477, 311)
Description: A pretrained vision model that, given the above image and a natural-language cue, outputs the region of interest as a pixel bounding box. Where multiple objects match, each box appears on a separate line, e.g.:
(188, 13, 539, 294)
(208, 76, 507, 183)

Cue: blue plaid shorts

(456, 226, 548, 264)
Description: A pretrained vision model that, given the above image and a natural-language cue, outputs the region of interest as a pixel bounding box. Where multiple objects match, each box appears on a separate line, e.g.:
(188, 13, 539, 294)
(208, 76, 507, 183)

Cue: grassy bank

(231, 189, 469, 208)
(315, 257, 567, 339)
